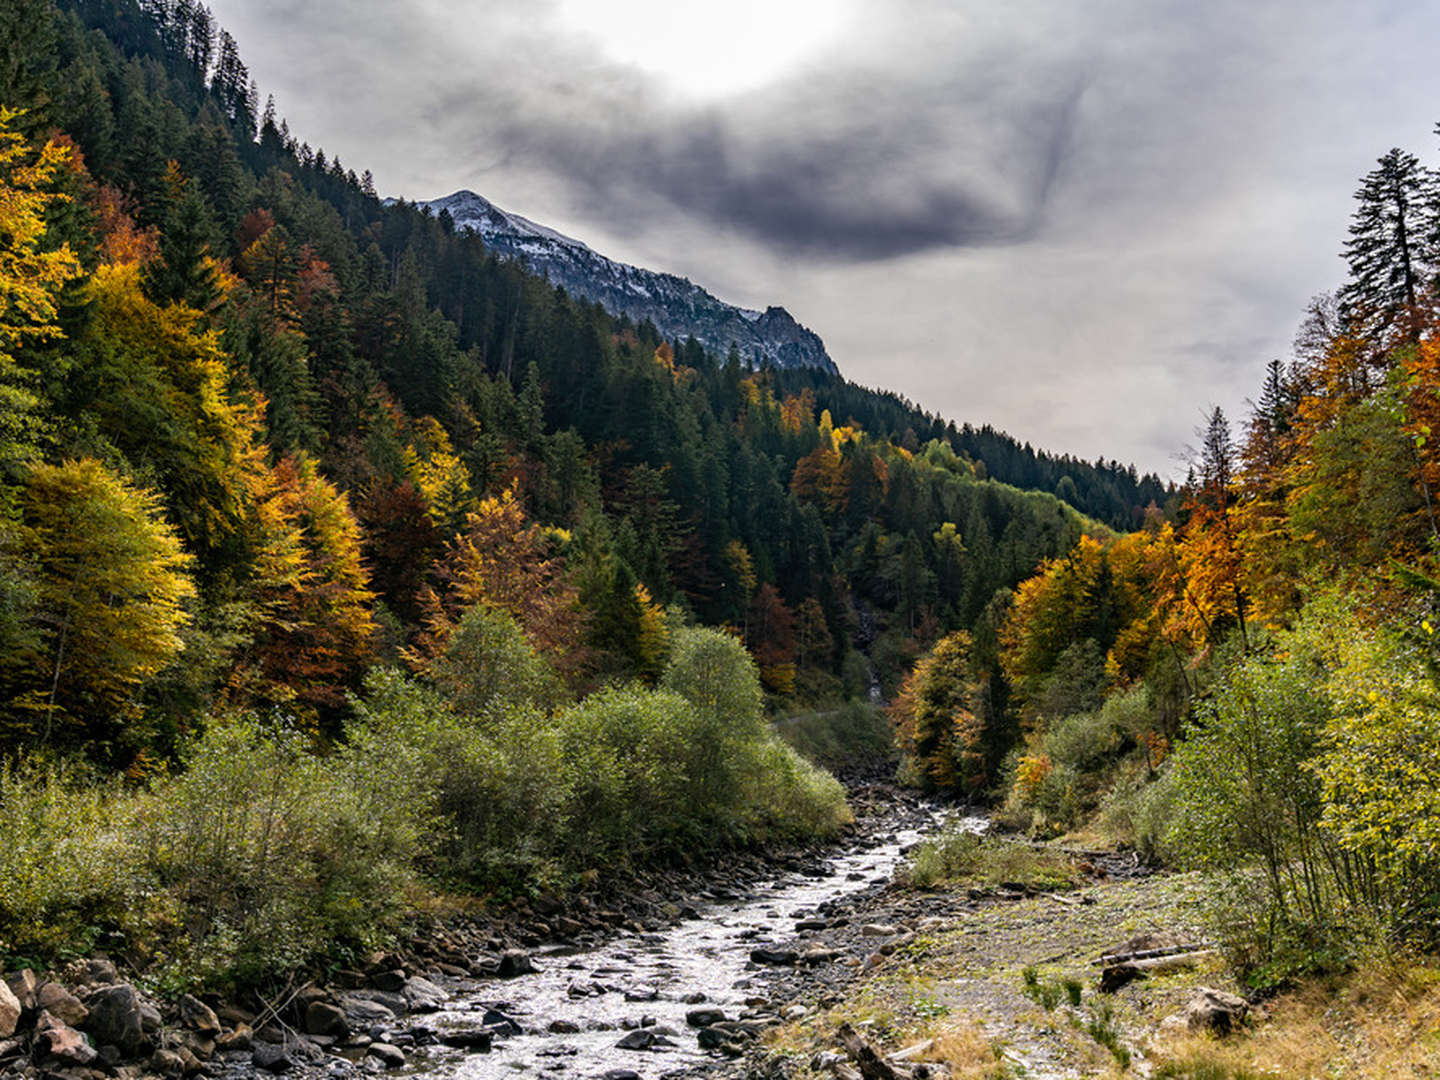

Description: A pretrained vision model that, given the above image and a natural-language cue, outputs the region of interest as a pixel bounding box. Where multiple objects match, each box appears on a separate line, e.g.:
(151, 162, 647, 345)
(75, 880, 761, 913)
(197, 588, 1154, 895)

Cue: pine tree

(1339, 148, 1435, 347)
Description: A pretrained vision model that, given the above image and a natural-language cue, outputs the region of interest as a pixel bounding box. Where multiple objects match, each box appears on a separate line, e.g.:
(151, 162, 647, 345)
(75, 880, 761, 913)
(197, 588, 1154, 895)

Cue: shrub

(141, 716, 429, 987)
(903, 826, 1077, 890)
(0, 760, 145, 956)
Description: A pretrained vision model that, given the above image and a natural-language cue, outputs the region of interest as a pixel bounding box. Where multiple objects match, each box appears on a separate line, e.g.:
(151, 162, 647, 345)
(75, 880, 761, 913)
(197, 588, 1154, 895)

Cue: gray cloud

(207, 0, 1440, 474)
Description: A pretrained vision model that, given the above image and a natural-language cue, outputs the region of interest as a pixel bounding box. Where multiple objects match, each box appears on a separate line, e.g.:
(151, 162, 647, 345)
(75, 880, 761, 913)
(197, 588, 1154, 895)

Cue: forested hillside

(0, 0, 1167, 765)
(890, 123, 1440, 1014)
(0, 0, 1185, 989)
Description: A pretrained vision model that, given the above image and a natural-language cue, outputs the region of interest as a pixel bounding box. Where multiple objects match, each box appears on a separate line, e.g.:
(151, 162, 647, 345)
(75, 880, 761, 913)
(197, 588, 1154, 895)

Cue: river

(397, 802, 978, 1079)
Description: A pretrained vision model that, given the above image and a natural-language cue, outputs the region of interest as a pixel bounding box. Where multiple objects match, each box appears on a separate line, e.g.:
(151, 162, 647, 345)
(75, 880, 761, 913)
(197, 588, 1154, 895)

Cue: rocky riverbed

(0, 779, 963, 1080)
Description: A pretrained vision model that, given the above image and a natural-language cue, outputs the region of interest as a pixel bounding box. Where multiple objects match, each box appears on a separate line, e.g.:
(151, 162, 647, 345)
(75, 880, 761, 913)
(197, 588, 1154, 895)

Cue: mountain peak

(414, 191, 837, 375)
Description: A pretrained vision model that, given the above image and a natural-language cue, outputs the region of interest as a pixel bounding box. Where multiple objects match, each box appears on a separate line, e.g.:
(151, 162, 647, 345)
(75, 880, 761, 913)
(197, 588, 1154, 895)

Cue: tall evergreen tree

(1339, 148, 1435, 346)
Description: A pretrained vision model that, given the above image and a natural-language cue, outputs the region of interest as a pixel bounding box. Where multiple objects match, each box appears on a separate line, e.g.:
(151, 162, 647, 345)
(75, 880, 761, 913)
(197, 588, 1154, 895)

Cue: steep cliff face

(416, 190, 838, 374)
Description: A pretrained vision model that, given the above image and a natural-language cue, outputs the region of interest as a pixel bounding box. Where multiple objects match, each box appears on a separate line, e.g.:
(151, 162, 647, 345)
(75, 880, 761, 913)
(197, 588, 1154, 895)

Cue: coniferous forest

(5, 0, 1440, 1075)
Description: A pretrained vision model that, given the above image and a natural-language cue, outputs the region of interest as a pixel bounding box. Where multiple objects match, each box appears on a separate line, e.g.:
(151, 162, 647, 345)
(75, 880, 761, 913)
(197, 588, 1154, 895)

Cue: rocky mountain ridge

(412, 190, 838, 374)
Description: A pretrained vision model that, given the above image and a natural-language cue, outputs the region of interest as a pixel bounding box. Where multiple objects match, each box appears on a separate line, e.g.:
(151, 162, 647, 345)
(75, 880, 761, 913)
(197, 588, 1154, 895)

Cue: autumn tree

(890, 630, 989, 793)
(6, 459, 194, 753)
(0, 108, 82, 474)
(239, 454, 376, 716)
(416, 485, 585, 676)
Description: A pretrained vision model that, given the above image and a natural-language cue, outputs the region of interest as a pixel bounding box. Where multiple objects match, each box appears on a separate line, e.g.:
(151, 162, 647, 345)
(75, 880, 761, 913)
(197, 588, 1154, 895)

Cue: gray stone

(305, 1001, 349, 1039)
(0, 980, 17, 1039)
(340, 996, 396, 1028)
(1182, 987, 1249, 1034)
(439, 1029, 492, 1052)
(2, 970, 36, 1012)
(497, 950, 535, 977)
(400, 976, 446, 1013)
(251, 1041, 295, 1072)
(614, 1029, 654, 1050)
(177, 994, 220, 1036)
(685, 1008, 727, 1028)
(367, 1043, 405, 1068)
(139, 999, 163, 1034)
(547, 1020, 580, 1034)
(83, 984, 147, 1056)
(481, 1009, 522, 1037)
(369, 970, 407, 993)
(35, 1021, 97, 1067)
(749, 948, 797, 966)
(36, 983, 88, 1028)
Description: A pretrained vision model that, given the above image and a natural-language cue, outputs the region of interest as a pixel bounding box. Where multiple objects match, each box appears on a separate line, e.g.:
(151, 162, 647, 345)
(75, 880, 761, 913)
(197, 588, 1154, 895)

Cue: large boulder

(3, 970, 36, 1012)
(304, 1001, 348, 1039)
(84, 983, 149, 1055)
(1181, 987, 1249, 1035)
(36, 983, 88, 1028)
(177, 994, 221, 1036)
(401, 976, 447, 1013)
(0, 980, 18, 1039)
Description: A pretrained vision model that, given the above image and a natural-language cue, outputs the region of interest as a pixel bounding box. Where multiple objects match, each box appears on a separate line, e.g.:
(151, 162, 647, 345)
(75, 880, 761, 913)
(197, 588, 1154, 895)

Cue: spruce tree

(1339, 148, 1435, 346)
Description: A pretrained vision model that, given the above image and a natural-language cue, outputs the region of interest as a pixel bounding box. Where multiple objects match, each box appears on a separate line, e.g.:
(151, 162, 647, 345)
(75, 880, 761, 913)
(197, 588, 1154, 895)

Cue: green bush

(903, 826, 1076, 890)
(0, 760, 144, 956)
(142, 716, 430, 986)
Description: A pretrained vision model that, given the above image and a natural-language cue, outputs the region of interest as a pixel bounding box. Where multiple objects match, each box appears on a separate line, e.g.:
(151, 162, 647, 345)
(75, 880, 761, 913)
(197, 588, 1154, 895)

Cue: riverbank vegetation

(889, 125, 1440, 1001)
(0, 622, 848, 991)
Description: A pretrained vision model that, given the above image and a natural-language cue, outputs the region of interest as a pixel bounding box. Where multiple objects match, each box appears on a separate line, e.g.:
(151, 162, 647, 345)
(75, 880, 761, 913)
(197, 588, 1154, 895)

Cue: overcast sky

(207, 0, 1440, 477)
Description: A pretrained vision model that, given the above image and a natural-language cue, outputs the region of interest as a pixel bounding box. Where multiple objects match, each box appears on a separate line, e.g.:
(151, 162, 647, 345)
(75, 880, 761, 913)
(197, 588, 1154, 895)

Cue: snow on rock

(405, 190, 838, 374)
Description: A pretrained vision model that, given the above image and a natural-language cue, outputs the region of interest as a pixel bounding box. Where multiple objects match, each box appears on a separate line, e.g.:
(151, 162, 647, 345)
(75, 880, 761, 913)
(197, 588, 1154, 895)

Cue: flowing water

(406, 807, 979, 1079)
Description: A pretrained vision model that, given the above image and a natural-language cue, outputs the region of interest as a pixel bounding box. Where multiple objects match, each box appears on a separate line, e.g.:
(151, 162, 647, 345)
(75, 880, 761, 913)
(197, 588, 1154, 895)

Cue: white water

(409, 809, 980, 1078)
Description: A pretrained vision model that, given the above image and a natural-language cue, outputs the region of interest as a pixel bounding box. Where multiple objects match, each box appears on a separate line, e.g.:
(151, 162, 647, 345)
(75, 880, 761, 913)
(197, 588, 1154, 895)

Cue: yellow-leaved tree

(8, 459, 194, 752)
(0, 107, 83, 471)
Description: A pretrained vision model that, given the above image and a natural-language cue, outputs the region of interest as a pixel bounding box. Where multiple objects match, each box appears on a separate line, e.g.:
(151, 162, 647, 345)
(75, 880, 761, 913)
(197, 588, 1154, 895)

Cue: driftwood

(837, 1023, 904, 1080)
(1095, 943, 1214, 967)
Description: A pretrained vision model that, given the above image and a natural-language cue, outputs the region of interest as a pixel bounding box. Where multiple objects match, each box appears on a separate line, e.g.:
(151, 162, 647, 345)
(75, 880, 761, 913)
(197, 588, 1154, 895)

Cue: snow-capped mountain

(413, 190, 837, 374)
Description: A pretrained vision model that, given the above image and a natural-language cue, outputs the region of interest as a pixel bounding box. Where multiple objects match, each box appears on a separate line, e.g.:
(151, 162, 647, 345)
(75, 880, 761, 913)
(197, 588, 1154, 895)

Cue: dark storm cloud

(465, 68, 1092, 261)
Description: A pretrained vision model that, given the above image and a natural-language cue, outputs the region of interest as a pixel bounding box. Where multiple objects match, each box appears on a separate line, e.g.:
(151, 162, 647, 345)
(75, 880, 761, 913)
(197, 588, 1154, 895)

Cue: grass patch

(1150, 963, 1440, 1079)
(902, 827, 1079, 891)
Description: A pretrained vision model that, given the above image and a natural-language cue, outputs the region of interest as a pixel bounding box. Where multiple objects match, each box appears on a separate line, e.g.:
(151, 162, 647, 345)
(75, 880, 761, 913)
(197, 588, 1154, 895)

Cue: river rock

(367, 1042, 406, 1068)
(305, 1001, 349, 1038)
(1181, 988, 1249, 1034)
(615, 1029, 656, 1050)
(36, 982, 88, 1027)
(251, 1041, 295, 1072)
(216, 1024, 253, 1053)
(860, 923, 900, 937)
(178, 993, 221, 1036)
(548, 1019, 580, 1034)
(35, 1019, 97, 1067)
(84, 958, 119, 986)
(370, 969, 407, 992)
(84, 983, 148, 1055)
(3, 970, 36, 1012)
(439, 1029, 492, 1051)
(481, 1008, 522, 1036)
(685, 1008, 727, 1028)
(601, 1071, 641, 1080)
(402, 976, 447, 1012)
(0, 980, 18, 1039)
(341, 995, 396, 1028)
(498, 949, 535, 977)
(750, 948, 798, 966)
(151, 1047, 186, 1075)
